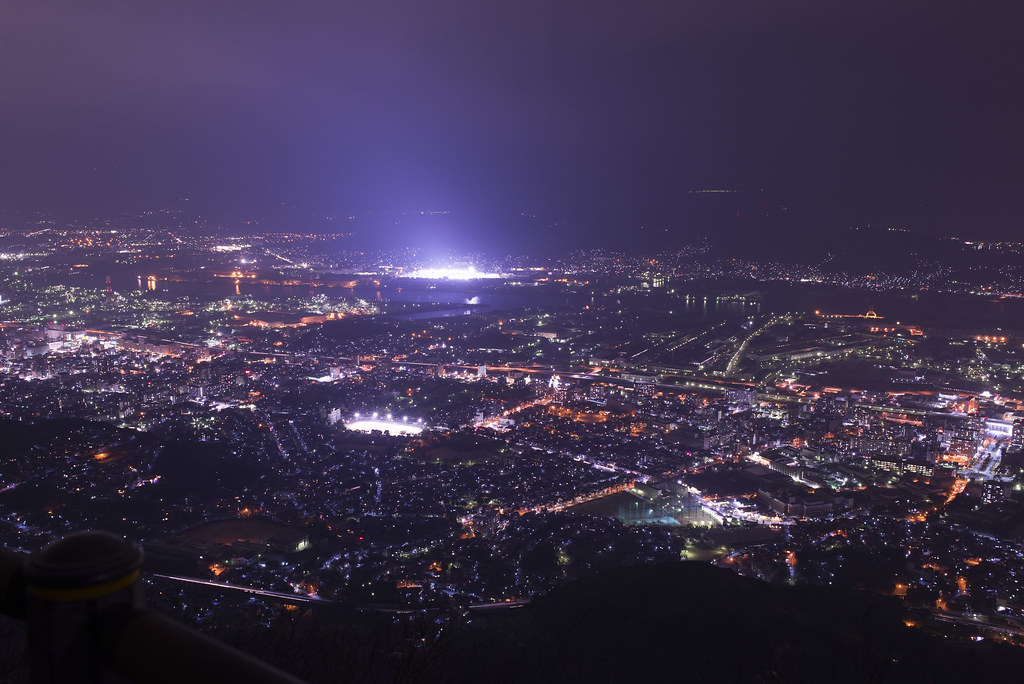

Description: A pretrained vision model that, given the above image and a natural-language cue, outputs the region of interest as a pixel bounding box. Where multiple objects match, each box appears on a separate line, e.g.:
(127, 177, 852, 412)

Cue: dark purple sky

(1, 0, 1022, 242)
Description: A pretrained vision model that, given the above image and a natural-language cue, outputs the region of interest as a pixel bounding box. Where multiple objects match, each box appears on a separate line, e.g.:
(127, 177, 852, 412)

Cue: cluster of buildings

(4, 217, 1024, 644)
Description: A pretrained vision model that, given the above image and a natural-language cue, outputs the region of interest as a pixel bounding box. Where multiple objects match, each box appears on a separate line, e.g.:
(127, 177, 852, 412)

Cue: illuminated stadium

(345, 414, 424, 435)
(403, 265, 502, 280)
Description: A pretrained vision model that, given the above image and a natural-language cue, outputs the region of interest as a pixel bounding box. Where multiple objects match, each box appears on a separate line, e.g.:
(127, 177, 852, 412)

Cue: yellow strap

(27, 570, 139, 602)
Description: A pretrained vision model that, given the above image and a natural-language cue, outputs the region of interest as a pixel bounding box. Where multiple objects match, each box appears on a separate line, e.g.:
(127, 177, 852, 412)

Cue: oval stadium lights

(346, 418, 424, 436)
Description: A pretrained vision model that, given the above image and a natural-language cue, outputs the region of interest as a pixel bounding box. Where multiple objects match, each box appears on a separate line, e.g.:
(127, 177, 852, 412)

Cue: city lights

(2, 0, 1023, 677)
(404, 265, 502, 280)
(345, 418, 424, 435)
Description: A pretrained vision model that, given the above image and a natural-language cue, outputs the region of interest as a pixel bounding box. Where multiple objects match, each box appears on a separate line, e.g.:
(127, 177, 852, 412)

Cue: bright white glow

(346, 419, 423, 435)
(405, 265, 501, 280)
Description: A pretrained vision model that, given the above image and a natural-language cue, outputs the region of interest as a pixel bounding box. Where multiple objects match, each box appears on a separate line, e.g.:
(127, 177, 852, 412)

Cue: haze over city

(3, 1, 1024, 248)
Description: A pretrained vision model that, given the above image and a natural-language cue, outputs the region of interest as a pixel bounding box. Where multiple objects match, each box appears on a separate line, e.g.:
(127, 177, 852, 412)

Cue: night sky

(2, 1, 1022, 245)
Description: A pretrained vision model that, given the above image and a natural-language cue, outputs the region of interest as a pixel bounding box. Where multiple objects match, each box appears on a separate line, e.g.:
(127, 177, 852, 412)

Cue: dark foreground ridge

(215, 561, 1024, 683)
(504, 562, 1020, 683)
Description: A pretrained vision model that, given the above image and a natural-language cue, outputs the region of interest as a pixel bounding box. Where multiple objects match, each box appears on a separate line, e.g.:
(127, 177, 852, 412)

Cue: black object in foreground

(1, 531, 304, 684)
